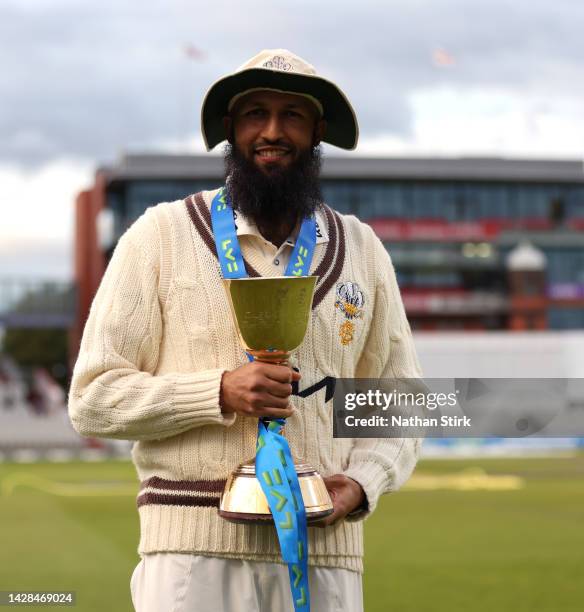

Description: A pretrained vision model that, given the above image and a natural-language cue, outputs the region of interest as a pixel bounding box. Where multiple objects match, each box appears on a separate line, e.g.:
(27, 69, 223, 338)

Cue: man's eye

(246, 109, 264, 116)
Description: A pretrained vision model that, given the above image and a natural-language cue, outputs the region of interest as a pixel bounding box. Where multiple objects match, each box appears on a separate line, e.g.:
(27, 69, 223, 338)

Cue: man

(68, 49, 423, 612)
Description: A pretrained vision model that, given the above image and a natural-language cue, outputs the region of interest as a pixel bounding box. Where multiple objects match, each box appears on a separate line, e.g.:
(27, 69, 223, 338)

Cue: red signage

(367, 217, 584, 242)
(368, 219, 502, 241)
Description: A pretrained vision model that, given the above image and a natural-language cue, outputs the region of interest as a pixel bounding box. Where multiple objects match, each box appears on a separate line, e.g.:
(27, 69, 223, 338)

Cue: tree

(0, 281, 73, 389)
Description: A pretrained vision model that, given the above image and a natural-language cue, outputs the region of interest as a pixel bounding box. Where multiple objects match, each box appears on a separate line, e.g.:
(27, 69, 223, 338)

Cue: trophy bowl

(219, 276, 334, 524)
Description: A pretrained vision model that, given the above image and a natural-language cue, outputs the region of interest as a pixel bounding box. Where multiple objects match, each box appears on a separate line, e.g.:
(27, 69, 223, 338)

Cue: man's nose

(260, 114, 285, 141)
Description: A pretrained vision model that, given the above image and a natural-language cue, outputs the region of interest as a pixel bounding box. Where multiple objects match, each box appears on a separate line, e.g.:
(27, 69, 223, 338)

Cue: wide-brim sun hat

(201, 49, 359, 151)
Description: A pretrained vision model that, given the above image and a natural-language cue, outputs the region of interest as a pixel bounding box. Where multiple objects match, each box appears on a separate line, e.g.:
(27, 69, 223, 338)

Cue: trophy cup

(219, 276, 334, 524)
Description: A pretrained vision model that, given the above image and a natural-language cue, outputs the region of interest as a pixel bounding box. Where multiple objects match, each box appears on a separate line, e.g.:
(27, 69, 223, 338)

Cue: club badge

(335, 281, 365, 346)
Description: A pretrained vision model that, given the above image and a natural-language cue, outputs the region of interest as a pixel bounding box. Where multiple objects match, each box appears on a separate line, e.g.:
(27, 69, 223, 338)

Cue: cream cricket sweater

(68, 188, 423, 574)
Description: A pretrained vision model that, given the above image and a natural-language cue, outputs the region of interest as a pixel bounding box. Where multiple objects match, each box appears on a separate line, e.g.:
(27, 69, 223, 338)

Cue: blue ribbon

(256, 417, 310, 608)
(210, 187, 316, 611)
(212, 188, 246, 278)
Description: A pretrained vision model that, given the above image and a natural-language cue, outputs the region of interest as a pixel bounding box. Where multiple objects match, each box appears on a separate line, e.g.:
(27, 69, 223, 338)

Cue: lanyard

(212, 188, 316, 278)
(210, 187, 316, 611)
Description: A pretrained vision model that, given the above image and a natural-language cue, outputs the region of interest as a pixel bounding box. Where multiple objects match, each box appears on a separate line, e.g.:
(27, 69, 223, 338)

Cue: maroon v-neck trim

(184, 192, 346, 309)
(186, 193, 260, 277)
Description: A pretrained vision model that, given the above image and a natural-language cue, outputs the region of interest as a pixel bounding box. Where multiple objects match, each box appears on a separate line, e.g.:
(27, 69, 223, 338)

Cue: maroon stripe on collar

(186, 192, 261, 277)
(311, 205, 338, 296)
(185, 194, 217, 257)
(195, 191, 212, 228)
(313, 207, 345, 309)
(137, 492, 220, 509)
(140, 476, 227, 493)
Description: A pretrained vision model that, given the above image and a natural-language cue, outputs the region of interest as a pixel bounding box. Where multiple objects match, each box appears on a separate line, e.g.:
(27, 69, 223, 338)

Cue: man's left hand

(312, 474, 365, 528)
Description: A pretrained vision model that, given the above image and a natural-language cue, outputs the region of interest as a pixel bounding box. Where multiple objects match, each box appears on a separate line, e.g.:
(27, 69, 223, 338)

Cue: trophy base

(219, 460, 334, 525)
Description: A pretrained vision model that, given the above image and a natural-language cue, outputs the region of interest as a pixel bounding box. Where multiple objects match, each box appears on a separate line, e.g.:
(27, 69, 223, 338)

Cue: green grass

(364, 455, 584, 612)
(0, 461, 139, 612)
(1, 455, 583, 611)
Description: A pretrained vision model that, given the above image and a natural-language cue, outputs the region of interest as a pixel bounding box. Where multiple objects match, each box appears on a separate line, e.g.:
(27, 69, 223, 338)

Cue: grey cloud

(2, 0, 584, 167)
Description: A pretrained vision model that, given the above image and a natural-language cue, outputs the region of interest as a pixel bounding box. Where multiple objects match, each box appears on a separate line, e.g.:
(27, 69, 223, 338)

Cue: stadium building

(73, 154, 584, 350)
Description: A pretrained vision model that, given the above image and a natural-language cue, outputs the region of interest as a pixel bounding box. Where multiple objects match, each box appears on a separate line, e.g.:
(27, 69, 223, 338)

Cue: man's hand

(220, 362, 301, 419)
(312, 474, 366, 528)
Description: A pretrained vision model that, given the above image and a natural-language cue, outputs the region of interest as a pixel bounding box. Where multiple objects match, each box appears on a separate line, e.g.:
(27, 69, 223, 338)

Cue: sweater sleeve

(342, 231, 423, 521)
(68, 209, 236, 441)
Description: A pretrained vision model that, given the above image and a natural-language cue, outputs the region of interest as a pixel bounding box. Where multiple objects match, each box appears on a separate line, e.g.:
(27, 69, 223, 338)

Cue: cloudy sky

(2, 0, 584, 279)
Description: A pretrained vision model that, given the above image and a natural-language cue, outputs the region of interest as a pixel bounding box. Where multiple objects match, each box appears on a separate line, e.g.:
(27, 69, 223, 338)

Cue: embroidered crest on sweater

(335, 281, 365, 345)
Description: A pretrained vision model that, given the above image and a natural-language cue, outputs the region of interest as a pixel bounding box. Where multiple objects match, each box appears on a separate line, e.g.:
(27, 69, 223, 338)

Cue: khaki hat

(200, 49, 359, 151)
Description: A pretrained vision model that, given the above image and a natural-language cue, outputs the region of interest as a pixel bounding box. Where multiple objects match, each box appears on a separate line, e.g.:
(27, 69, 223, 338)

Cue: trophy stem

(249, 350, 290, 365)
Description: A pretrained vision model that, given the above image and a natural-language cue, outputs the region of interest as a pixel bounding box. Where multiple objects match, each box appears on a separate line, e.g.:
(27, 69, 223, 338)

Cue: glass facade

(108, 179, 584, 228)
(106, 175, 584, 330)
(320, 180, 584, 221)
(548, 308, 584, 329)
(108, 179, 215, 241)
(546, 249, 584, 285)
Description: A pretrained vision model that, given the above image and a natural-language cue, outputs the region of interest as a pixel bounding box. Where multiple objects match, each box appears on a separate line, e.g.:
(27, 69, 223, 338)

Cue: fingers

(290, 369, 302, 381)
(221, 362, 300, 418)
(261, 363, 301, 384)
(262, 376, 293, 399)
(253, 363, 299, 406)
(236, 400, 294, 419)
(311, 476, 357, 528)
(258, 404, 295, 419)
(251, 391, 290, 410)
(312, 508, 342, 528)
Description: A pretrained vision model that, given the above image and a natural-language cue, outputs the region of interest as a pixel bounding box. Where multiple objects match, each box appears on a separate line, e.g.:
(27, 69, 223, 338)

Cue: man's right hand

(220, 361, 301, 419)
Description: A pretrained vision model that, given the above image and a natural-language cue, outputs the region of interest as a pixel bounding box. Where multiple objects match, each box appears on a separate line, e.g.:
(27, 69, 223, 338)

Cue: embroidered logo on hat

(263, 55, 293, 72)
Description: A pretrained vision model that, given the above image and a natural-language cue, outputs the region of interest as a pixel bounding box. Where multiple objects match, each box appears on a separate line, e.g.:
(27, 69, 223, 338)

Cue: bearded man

(69, 49, 423, 612)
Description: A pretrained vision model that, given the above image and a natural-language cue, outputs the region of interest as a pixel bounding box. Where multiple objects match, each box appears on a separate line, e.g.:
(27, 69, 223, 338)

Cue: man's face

(223, 90, 326, 173)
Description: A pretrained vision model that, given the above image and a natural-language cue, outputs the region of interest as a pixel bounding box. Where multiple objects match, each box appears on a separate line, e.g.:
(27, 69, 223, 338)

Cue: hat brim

(201, 68, 359, 151)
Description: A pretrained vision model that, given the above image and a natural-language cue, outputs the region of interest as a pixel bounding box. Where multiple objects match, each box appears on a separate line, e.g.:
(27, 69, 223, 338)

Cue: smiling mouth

(254, 148, 291, 160)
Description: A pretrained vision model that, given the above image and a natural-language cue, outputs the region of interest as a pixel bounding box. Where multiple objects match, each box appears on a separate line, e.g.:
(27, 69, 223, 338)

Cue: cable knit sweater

(68, 188, 423, 574)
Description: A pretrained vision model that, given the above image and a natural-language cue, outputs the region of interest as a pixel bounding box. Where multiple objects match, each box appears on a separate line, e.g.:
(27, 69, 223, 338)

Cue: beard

(223, 142, 323, 239)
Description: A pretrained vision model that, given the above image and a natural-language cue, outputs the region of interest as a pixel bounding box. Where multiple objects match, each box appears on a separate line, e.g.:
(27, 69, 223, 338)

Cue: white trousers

(130, 553, 363, 612)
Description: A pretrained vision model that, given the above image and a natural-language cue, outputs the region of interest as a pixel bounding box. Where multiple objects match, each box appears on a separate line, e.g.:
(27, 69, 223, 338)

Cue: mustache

(252, 139, 293, 152)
